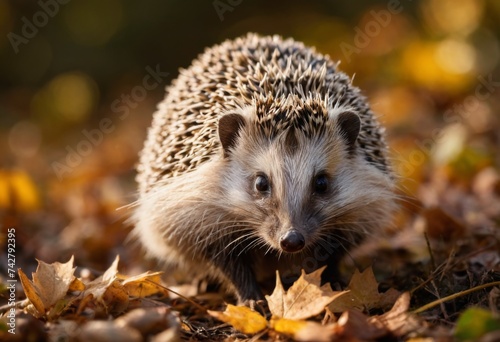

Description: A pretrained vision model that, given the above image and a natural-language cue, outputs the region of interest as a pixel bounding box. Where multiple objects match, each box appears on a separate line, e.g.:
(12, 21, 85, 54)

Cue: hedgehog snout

(279, 229, 305, 253)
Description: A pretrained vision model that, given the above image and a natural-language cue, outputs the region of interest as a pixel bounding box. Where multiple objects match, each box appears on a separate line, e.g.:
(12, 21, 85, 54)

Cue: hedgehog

(132, 33, 396, 303)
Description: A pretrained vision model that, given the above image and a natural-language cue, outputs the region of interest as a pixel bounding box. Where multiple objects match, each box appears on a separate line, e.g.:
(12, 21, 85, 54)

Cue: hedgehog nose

(280, 230, 305, 253)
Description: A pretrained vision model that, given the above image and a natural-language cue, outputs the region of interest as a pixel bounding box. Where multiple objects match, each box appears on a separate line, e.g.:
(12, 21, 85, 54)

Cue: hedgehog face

(248, 130, 343, 253)
(218, 107, 364, 254)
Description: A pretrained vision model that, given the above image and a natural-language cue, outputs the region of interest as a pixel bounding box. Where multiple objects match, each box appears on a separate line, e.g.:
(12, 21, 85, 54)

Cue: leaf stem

(412, 281, 500, 314)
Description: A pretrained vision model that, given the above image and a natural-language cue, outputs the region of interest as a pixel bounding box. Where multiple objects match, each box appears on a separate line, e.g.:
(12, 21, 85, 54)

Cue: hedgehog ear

(218, 113, 247, 158)
(337, 111, 361, 154)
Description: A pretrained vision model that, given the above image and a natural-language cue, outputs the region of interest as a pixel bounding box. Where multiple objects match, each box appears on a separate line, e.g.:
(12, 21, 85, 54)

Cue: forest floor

(1, 116, 500, 341)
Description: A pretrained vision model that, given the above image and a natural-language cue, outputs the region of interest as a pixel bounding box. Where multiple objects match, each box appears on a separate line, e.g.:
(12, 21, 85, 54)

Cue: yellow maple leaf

(270, 317, 334, 341)
(208, 304, 267, 335)
(120, 271, 165, 298)
(266, 267, 347, 320)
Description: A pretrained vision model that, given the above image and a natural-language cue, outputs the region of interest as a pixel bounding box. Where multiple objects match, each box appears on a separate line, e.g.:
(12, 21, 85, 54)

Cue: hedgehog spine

(133, 33, 396, 302)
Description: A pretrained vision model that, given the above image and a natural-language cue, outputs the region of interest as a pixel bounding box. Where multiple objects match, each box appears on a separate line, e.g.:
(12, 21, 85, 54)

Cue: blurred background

(0, 0, 499, 273)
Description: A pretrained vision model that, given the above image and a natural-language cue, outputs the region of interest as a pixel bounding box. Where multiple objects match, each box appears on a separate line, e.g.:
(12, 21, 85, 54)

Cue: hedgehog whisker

(237, 237, 262, 257)
(216, 232, 256, 258)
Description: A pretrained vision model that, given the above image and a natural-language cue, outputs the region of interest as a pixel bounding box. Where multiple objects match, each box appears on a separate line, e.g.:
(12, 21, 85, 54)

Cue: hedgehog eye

(313, 174, 328, 194)
(255, 174, 270, 193)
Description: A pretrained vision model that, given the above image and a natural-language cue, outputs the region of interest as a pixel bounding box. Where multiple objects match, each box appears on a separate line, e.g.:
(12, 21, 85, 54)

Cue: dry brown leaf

(369, 292, 421, 336)
(102, 255, 120, 283)
(68, 277, 85, 292)
(76, 293, 94, 315)
(208, 304, 267, 334)
(329, 267, 400, 313)
(32, 256, 77, 308)
(266, 267, 346, 320)
(121, 271, 166, 297)
(82, 256, 120, 298)
(335, 309, 388, 340)
(270, 317, 334, 342)
(18, 268, 45, 316)
(102, 280, 129, 315)
(18, 256, 77, 317)
(80, 256, 129, 314)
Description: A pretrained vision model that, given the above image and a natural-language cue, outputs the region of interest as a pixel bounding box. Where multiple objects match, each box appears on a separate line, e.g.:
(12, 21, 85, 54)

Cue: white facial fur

(220, 107, 394, 254)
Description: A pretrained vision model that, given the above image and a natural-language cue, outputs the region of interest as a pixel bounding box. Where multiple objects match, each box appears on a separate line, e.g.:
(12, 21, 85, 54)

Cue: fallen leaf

(102, 255, 120, 284)
(121, 271, 166, 297)
(32, 256, 77, 308)
(102, 280, 129, 315)
(82, 256, 120, 300)
(370, 292, 421, 336)
(80, 256, 129, 315)
(270, 317, 333, 342)
(69, 277, 85, 292)
(266, 267, 346, 320)
(329, 267, 400, 313)
(455, 307, 500, 341)
(208, 304, 267, 334)
(18, 256, 77, 317)
(18, 268, 46, 316)
(335, 309, 387, 340)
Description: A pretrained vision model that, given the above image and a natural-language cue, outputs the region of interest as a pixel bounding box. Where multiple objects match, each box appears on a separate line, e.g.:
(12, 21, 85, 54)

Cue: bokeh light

(31, 72, 99, 126)
(422, 0, 484, 35)
(401, 41, 474, 93)
(435, 39, 476, 75)
(8, 120, 42, 158)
